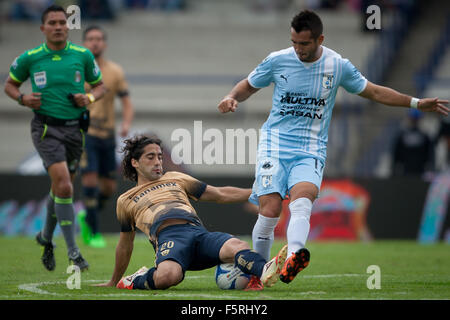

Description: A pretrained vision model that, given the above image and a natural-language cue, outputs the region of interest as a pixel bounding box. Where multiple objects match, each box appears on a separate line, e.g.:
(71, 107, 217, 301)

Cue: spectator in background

(79, 0, 116, 20)
(433, 117, 450, 172)
(9, 0, 52, 21)
(319, 0, 342, 9)
(124, 0, 185, 11)
(392, 109, 433, 176)
(251, 0, 293, 12)
(124, 0, 149, 8)
(417, 118, 450, 244)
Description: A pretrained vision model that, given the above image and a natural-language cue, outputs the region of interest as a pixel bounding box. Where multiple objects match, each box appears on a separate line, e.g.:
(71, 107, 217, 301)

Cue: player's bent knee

(259, 194, 283, 218)
(290, 182, 319, 202)
(259, 203, 282, 218)
(229, 238, 250, 252)
(220, 238, 250, 263)
(155, 273, 183, 289)
(154, 261, 184, 289)
(54, 181, 73, 198)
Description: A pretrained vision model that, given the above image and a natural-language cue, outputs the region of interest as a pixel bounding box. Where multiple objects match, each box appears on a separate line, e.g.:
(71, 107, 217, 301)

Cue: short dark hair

(291, 10, 323, 39)
(83, 25, 107, 41)
(41, 5, 67, 24)
(121, 135, 163, 182)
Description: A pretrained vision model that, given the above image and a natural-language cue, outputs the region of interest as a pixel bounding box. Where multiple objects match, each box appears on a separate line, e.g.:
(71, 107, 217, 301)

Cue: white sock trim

(289, 197, 313, 212)
(255, 213, 280, 228)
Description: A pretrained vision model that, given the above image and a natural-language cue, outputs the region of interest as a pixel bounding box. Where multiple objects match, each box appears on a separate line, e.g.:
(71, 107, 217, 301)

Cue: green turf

(0, 235, 449, 300)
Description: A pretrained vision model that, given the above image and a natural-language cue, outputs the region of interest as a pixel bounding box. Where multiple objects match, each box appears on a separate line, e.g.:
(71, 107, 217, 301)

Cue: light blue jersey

(247, 46, 367, 203)
(248, 46, 367, 162)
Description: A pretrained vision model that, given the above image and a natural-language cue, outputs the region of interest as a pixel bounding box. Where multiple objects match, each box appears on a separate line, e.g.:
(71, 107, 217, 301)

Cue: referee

(4, 5, 106, 271)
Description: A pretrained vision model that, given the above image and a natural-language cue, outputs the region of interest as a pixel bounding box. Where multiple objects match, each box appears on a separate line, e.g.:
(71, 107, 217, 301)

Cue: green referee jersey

(9, 41, 102, 120)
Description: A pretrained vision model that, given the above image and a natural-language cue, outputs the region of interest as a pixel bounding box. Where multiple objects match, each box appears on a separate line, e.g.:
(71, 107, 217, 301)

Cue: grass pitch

(0, 235, 449, 300)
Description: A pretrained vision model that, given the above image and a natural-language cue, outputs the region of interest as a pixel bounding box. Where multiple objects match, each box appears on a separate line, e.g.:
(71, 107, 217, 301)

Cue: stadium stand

(1, 0, 447, 179)
(354, 0, 450, 177)
(419, 15, 450, 102)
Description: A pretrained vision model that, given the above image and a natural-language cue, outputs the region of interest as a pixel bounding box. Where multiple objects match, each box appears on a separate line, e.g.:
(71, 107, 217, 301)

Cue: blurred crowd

(6, 0, 186, 21)
(5, 0, 418, 21)
(392, 111, 450, 177)
(5, 0, 447, 180)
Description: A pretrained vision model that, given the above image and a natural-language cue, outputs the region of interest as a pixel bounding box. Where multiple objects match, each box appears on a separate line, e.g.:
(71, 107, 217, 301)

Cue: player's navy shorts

(31, 114, 84, 173)
(155, 223, 233, 272)
(80, 134, 117, 179)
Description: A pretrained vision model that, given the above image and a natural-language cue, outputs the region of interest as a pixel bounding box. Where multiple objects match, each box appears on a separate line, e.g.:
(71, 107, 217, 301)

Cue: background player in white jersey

(217, 10, 449, 289)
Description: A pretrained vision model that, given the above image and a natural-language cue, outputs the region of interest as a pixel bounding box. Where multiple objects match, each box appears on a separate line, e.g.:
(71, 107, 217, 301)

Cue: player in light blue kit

(218, 10, 449, 290)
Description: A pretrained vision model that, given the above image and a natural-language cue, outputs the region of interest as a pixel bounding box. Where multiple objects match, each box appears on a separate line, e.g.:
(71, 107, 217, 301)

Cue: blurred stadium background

(0, 0, 449, 243)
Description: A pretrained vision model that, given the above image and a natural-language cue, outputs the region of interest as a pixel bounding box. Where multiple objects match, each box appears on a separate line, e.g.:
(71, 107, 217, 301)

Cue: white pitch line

(18, 281, 61, 296)
(17, 274, 361, 299)
(18, 280, 104, 296)
(17, 279, 245, 299)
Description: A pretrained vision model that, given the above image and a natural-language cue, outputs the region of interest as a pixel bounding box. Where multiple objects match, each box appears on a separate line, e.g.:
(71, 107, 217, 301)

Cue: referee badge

(34, 71, 47, 89)
(322, 73, 334, 89)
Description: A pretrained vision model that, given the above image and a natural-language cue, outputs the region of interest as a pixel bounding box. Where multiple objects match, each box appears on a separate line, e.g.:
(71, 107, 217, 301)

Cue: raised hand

(418, 97, 449, 116)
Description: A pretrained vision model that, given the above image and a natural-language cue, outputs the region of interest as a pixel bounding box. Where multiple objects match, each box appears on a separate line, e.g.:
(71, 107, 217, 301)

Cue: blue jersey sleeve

(247, 54, 274, 88)
(340, 59, 367, 94)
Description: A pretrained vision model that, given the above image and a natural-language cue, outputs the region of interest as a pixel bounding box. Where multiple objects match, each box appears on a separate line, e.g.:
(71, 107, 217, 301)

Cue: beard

(93, 51, 102, 58)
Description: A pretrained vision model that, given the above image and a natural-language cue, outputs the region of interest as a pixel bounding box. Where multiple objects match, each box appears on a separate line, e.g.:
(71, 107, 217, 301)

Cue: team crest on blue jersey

(322, 73, 334, 89)
(261, 175, 272, 188)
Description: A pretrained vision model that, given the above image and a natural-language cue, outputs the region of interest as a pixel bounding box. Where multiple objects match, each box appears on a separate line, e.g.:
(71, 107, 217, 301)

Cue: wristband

(410, 97, 419, 109)
(86, 93, 95, 103)
(17, 93, 25, 106)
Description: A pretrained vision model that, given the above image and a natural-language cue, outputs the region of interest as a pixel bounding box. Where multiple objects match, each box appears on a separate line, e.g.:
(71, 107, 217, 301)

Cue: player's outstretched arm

(359, 81, 449, 116)
(218, 79, 259, 113)
(199, 185, 252, 204)
(94, 231, 135, 287)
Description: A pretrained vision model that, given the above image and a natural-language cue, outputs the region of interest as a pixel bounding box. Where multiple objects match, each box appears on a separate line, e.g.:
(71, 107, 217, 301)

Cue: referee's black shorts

(31, 114, 84, 173)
